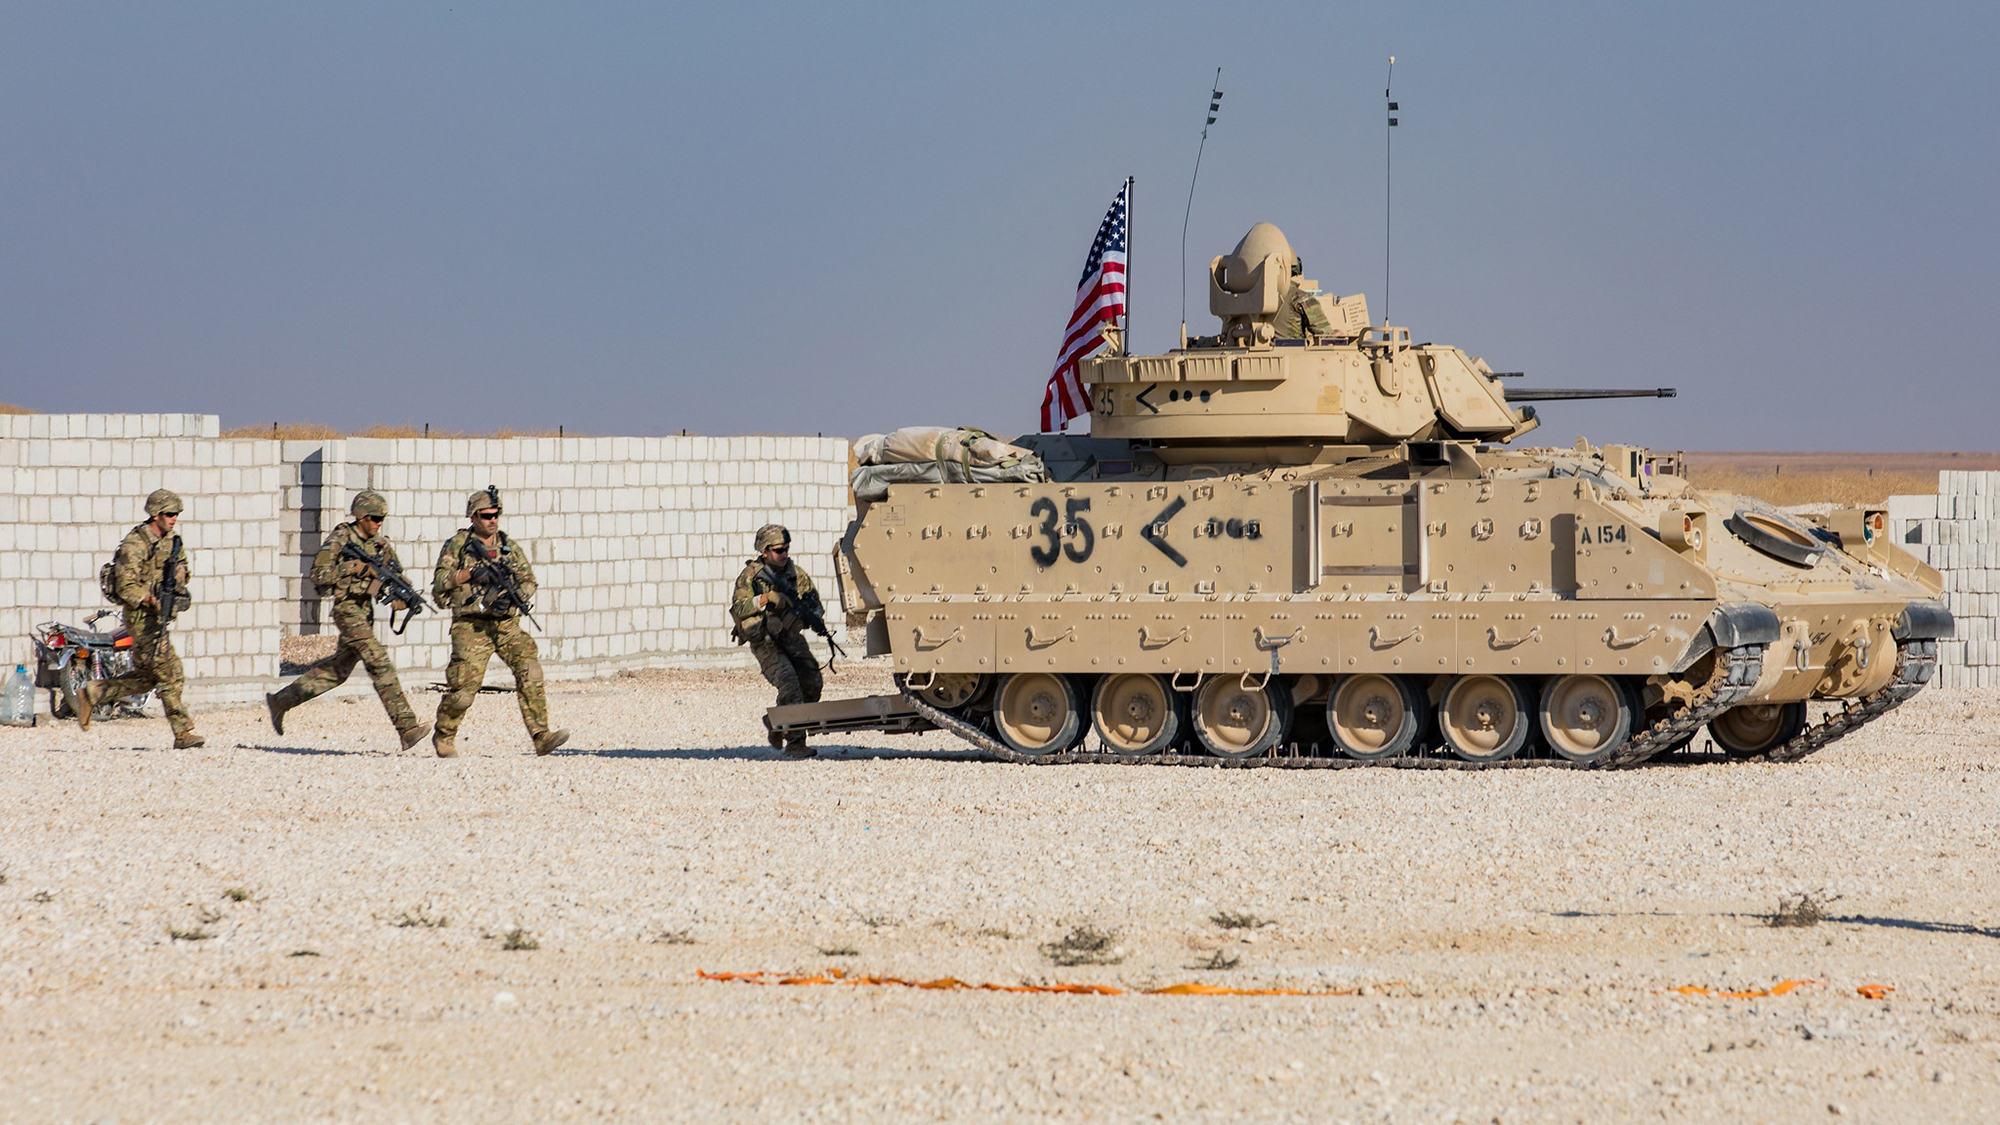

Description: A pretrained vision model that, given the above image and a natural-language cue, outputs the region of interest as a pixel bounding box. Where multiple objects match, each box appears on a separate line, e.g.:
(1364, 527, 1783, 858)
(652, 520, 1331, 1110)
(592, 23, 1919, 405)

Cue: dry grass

(390, 906, 449, 929)
(1767, 891, 1842, 928)
(0, 402, 36, 415)
(1040, 924, 1124, 967)
(222, 422, 576, 439)
(1686, 468, 1936, 507)
(1210, 910, 1274, 930)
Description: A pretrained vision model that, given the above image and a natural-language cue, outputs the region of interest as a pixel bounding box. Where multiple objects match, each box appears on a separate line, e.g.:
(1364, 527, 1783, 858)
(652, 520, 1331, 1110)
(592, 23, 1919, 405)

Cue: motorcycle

(32, 610, 151, 720)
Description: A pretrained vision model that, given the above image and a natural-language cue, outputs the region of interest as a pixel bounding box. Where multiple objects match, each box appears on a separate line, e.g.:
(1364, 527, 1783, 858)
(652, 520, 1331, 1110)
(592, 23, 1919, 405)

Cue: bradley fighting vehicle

(780, 222, 1952, 768)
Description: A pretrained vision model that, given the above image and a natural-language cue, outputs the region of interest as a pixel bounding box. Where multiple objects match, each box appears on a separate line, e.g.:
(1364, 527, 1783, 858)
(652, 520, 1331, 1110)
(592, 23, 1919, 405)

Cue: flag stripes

(1041, 183, 1129, 432)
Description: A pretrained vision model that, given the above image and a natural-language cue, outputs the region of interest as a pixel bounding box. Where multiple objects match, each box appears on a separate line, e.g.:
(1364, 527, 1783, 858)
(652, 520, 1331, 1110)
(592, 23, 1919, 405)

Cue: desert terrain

(1, 663, 1996, 1123)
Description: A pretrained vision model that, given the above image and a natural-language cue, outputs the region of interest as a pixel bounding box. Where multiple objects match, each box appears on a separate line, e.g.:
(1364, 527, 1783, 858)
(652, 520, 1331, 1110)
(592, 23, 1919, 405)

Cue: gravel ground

(1, 662, 1996, 1123)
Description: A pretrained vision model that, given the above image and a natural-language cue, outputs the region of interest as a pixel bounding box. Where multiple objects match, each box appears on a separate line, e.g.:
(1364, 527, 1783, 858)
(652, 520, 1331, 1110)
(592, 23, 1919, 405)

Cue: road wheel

(1709, 701, 1808, 758)
(1438, 675, 1532, 762)
(1326, 674, 1423, 760)
(1090, 674, 1182, 756)
(993, 672, 1082, 756)
(1538, 674, 1635, 763)
(1192, 676, 1293, 760)
(915, 672, 990, 712)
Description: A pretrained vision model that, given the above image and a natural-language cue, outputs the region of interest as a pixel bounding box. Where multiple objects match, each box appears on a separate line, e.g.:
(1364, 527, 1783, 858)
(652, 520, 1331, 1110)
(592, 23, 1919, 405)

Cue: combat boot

(266, 691, 292, 736)
(783, 736, 814, 760)
(533, 728, 570, 756)
(433, 732, 458, 758)
(174, 731, 206, 749)
(399, 722, 432, 751)
(76, 683, 95, 732)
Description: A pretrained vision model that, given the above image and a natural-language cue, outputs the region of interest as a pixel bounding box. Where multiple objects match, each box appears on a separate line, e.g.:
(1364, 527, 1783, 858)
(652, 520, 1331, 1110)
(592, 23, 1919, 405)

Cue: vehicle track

(895, 641, 1935, 770)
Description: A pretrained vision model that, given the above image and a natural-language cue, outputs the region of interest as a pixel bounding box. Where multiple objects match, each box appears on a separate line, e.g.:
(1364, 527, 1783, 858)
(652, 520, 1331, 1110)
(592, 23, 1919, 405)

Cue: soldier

(78, 488, 202, 748)
(265, 491, 431, 750)
(730, 524, 824, 758)
(430, 488, 568, 759)
(1273, 257, 1334, 340)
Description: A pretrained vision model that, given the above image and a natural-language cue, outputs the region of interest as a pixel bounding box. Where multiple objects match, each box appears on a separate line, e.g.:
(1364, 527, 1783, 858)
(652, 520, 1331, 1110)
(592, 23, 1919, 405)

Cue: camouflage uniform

(430, 488, 565, 757)
(84, 489, 199, 747)
(1273, 280, 1333, 340)
(266, 491, 427, 748)
(730, 524, 823, 755)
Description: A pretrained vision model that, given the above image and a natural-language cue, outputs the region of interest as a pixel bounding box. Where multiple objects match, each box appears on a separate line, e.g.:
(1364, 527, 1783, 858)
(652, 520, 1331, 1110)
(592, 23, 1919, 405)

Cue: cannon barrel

(1506, 387, 1676, 401)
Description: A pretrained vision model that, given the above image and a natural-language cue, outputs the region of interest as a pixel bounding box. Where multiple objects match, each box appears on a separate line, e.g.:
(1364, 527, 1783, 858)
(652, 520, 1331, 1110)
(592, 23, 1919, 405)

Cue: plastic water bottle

(0, 665, 32, 727)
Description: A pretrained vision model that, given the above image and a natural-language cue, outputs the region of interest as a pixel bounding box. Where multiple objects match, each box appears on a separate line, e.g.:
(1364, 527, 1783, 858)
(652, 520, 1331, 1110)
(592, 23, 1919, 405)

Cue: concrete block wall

(1887, 471, 2000, 689)
(0, 421, 283, 704)
(280, 435, 854, 681)
(1, 414, 854, 710)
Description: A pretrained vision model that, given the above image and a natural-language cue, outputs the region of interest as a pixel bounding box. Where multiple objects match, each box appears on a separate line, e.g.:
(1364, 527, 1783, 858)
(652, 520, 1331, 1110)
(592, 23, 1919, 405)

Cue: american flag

(1040, 182, 1128, 432)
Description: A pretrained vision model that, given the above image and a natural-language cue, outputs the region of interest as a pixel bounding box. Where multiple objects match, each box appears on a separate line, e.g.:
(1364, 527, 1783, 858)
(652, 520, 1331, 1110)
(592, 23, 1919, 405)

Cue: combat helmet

(755, 524, 791, 552)
(351, 490, 388, 518)
(466, 486, 504, 518)
(144, 489, 183, 517)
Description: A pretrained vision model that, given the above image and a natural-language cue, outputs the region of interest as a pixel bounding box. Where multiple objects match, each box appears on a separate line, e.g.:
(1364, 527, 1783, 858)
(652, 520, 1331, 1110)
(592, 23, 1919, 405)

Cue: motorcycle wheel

(56, 659, 88, 719)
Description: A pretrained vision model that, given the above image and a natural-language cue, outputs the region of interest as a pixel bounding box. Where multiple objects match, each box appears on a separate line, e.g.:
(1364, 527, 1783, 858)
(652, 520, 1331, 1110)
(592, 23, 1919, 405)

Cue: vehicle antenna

(1179, 69, 1223, 350)
(1384, 55, 1397, 326)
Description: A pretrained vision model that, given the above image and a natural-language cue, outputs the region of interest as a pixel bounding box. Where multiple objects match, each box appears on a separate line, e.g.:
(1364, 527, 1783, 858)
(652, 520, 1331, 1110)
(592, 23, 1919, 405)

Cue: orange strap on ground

(1666, 979, 1821, 998)
(697, 969, 1390, 997)
(1855, 983, 1894, 1000)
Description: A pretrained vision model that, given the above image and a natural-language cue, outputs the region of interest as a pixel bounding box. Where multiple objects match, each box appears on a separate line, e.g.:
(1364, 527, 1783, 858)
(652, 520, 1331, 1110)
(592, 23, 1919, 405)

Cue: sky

(3, 1, 1996, 450)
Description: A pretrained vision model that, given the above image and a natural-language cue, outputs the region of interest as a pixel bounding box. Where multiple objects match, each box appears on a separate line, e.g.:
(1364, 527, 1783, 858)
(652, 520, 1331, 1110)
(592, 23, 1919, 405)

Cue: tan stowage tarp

(850, 427, 1048, 502)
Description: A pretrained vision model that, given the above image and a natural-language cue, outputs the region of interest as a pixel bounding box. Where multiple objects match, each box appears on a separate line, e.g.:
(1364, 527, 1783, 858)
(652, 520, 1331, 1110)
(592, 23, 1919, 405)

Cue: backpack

(100, 561, 120, 605)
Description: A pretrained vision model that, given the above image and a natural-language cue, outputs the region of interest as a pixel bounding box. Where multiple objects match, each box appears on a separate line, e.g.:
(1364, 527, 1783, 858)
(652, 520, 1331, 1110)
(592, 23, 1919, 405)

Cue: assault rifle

(757, 563, 846, 672)
(156, 536, 188, 625)
(465, 535, 541, 631)
(337, 540, 429, 635)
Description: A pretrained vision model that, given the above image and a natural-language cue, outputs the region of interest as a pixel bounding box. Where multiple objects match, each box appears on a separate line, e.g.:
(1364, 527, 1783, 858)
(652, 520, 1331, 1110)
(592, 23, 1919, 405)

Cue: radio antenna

(1384, 55, 1397, 325)
(1179, 68, 1223, 349)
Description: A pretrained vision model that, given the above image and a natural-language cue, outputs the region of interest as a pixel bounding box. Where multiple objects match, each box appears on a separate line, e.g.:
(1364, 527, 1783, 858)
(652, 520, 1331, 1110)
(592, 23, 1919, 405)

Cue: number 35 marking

(1029, 497, 1094, 566)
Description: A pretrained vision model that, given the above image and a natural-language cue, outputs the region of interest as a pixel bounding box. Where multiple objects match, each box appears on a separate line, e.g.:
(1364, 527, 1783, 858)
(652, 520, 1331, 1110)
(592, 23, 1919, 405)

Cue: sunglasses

(768, 545, 789, 554)
(475, 511, 501, 520)
(359, 515, 385, 524)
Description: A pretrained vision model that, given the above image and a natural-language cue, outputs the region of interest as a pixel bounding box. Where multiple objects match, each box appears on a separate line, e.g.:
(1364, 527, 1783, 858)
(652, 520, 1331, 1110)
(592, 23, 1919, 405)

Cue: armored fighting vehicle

(785, 222, 1952, 768)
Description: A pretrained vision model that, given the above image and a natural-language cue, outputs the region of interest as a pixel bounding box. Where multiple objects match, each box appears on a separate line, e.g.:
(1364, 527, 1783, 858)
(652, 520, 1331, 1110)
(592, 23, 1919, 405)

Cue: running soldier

(730, 524, 823, 758)
(430, 488, 567, 758)
(265, 491, 431, 749)
(79, 488, 202, 748)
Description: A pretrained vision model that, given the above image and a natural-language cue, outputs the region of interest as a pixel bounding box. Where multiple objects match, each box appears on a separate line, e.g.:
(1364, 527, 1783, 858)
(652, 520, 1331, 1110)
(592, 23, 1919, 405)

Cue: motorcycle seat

(63, 627, 131, 646)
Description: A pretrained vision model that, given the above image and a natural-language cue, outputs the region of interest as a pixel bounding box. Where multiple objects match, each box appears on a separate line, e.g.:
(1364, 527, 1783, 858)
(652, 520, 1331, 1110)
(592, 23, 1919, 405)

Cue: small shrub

(818, 945, 860, 957)
(223, 887, 255, 903)
(170, 927, 213, 942)
(30, 890, 55, 904)
(196, 906, 224, 925)
(0, 869, 9, 885)
(392, 906, 449, 929)
(976, 926, 1017, 940)
(289, 949, 320, 957)
(1192, 949, 1242, 971)
(649, 927, 696, 945)
(1768, 892, 1841, 928)
(500, 928, 539, 951)
(1040, 924, 1124, 967)
(859, 913, 891, 930)
(1210, 910, 1273, 930)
